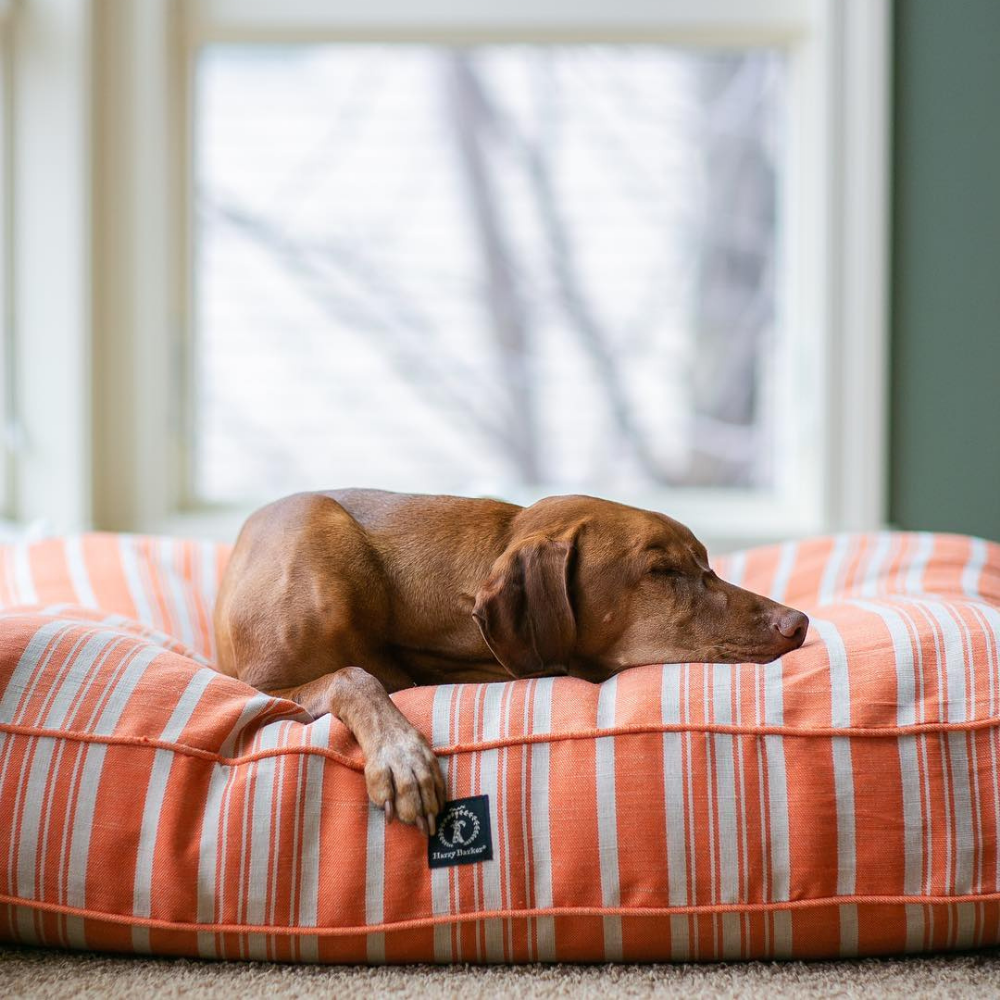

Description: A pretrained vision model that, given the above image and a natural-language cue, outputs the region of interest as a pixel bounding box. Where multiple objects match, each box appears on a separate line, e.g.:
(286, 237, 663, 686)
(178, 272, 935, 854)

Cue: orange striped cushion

(0, 531, 998, 962)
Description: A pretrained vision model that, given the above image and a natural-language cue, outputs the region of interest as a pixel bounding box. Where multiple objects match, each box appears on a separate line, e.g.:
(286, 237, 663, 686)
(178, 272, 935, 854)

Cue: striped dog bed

(0, 531, 998, 962)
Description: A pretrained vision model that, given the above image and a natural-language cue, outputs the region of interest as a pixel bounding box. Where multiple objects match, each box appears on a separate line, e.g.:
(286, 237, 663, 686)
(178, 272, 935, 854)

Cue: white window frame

(10, 0, 95, 533)
(12, 0, 891, 550)
(0, 0, 13, 521)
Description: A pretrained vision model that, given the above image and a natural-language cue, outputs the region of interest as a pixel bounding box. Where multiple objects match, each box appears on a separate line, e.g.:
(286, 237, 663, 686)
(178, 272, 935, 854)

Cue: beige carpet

(3, 946, 1000, 998)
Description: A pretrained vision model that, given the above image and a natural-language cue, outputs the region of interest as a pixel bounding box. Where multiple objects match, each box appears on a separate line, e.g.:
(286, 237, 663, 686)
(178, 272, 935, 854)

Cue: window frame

(0, 2, 12, 520)
(20, 0, 890, 550)
(9, 0, 92, 533)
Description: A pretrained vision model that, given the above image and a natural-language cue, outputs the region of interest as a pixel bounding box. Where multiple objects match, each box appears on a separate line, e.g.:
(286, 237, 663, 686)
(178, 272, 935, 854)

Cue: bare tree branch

(688, 55, 778, 486)
(446, 52, 541, 482)
(462, 56, 682, 484)
(202, 198, 523, 457)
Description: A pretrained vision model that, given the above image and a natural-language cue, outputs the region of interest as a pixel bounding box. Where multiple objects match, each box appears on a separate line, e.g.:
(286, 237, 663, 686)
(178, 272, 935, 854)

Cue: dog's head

(472, 495, 808, 681)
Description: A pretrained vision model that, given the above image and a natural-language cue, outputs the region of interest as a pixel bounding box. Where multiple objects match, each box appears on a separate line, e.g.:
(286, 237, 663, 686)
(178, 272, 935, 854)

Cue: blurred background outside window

(194, 44, 785, 507)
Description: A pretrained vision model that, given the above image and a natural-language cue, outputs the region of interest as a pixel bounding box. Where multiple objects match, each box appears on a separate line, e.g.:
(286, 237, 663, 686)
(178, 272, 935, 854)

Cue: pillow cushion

(0, 531, 998, 963)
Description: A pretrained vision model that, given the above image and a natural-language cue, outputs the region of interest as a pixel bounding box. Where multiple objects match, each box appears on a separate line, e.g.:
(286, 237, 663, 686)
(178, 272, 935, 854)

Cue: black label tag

(428, 795, 493, 869)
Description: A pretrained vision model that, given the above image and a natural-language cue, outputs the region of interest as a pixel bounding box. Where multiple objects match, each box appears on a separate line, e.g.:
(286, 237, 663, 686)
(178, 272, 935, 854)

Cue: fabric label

(428, 795, 493, 869)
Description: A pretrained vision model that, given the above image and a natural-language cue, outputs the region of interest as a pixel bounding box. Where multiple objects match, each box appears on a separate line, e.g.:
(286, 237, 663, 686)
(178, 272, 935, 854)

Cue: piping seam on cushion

(3, 715, 1000, 775)
(3, 890, 1000, 937)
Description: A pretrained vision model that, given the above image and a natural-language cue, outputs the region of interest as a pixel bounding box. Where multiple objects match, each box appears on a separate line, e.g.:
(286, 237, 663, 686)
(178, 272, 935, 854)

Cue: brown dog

(214, 490, 809, 835)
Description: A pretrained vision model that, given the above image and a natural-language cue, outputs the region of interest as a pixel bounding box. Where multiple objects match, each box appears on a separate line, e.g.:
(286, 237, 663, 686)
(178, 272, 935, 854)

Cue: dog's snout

(773, 608, 809, 648)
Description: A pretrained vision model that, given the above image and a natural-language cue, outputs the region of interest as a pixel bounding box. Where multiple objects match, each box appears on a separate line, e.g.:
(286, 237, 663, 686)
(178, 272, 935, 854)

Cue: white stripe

(764, 659, 785, 729)
(769, 542, 798, 603)
(771, 910, 793, 959)
(470, 687, 482, 951)
(839, 904, 859, 957)
(701, 677, 718, 924)
(200, 541, 220, 658)
(661, 666, 689, 960)
(364, 801, 385, 963)
(430, 684, 454, 962)
(962, 538, 988, 598)
(244, 725, 282, 959)
(298, 716, 331, 928)
(669, 914, 690, 961)
(892, 600, 936, 896)
(819, 535, 852, 604)
(196, 763, 235, 958)
(595, 676, 622, 959)
(157, 539, 195, 649)
(734, 667, 750, 909)
(119, 536, 154, 625)
(284, 741, 308, 960)
(954, 902, 977, 950)
(661, 666, 688, 907)
(219, 693, 276, 757)
(132, 668, 215, 951)
(480, 683, 505, 961)
(763, 659, 790, 903)
(860, 532, 893, 598)
(918, 600, 969, 723)
(163, 669, 217, 743)
(948, 731, 975, 894)
(720, 911, 742, 960)
(851, 601, 917, 725)
(64, 537, 98, 608)
(898, 735, 924, 895)
(905, 904, 925, 952)
(681, 667, 697, 956)
(519, 685, 533, 960)
(499, 686, 515, 963)
(812, 618, 851, 728)
(955, 610, 985, 896)
(530, 678, 555, 961)
(267, 729, 290, 937)
(904, 533, 935, 594)
(712, 666, 738, 903)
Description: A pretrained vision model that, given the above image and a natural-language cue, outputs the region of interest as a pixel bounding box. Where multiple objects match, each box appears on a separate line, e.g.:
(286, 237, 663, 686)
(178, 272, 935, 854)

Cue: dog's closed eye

(649, 565, 684, 580)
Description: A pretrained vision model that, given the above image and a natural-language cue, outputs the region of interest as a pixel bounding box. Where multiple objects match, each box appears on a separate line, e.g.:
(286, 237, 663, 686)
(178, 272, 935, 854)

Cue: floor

(4, 945, 1000, 998)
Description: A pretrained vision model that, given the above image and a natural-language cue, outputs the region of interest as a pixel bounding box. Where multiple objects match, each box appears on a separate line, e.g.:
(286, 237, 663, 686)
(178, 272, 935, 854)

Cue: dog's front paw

(364, 729, 446, 836)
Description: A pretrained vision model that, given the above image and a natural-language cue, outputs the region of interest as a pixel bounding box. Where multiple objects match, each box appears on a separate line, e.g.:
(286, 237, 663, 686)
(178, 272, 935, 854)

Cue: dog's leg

(269, 666, 446, 836)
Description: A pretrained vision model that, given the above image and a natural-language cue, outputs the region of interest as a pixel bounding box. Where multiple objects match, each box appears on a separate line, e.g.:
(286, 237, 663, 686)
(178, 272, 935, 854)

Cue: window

(10, 0, 888, 547)
(194, 44, 785, 506)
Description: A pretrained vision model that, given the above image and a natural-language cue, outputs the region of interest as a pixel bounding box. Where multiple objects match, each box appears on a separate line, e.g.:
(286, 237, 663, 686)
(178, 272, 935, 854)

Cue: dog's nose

(773, 609, 809, 647)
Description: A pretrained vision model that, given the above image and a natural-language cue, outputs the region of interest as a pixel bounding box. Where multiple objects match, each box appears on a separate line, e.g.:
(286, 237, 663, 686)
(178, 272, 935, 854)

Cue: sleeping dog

(213, 490, 809, 835)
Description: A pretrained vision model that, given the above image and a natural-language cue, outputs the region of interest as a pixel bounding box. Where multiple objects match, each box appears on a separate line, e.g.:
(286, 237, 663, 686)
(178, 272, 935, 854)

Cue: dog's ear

(472, 534, 576, 678)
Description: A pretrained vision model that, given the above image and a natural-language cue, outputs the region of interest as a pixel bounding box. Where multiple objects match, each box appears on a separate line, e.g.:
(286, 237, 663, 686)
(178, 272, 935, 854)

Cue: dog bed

(0, 530, 998, 962)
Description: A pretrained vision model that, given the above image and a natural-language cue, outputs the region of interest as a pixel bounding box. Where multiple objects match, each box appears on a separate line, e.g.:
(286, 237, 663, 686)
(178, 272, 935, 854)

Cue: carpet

(3, 947, 1000, 998)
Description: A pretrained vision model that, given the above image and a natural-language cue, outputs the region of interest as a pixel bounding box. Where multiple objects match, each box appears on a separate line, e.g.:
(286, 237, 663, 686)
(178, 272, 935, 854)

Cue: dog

(214, 490, 809, 836)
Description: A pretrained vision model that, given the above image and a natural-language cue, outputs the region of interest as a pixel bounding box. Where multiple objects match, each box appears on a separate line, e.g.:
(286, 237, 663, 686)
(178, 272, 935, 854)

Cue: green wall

(891, 0, 1000, 541)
